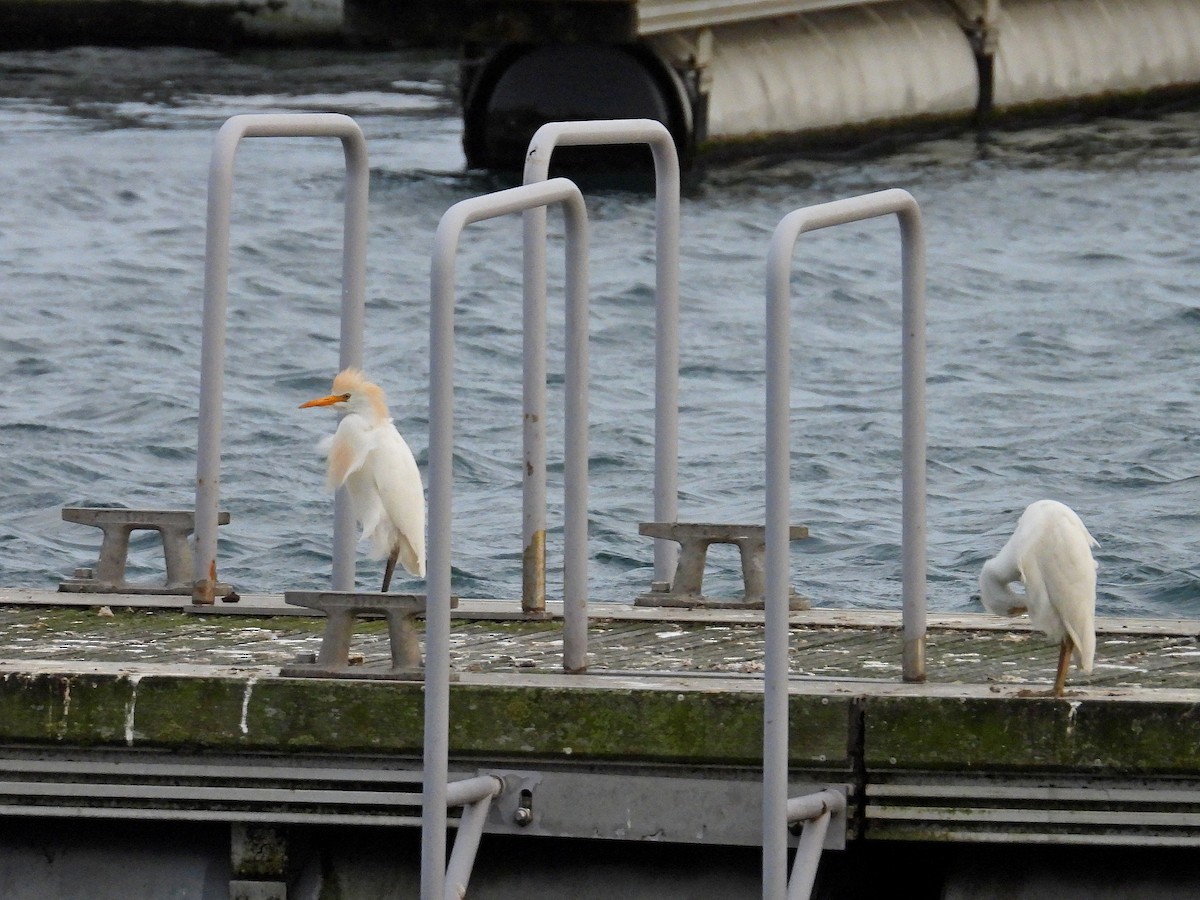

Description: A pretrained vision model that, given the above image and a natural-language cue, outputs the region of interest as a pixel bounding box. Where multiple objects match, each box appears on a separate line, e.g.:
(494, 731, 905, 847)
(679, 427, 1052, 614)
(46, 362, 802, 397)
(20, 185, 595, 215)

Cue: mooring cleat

(59, 507, 231, 595)
(636, 522, 811, 609)
(280, 591, 460, 681)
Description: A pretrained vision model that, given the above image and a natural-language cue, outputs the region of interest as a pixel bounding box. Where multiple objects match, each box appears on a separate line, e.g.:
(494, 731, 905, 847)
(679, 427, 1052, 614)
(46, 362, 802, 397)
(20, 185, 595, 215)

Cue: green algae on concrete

(0, 668, 854, 766)
(11, 670, 1200, 775)
(864, 694, 1200, 772)
(0, 671, 136, 745)
(239, 677, 426, 752)
(447, 684, 852, 765)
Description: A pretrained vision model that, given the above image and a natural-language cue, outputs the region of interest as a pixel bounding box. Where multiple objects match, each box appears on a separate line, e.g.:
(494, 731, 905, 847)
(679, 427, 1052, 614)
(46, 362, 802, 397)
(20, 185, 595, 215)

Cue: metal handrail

(520, 119, 682, 611)
(786, 789, 847, 900)
(426, 177, 590, 900)
(762, 189, 927, 898)
(192, 113, 369, 603)
(443, 775, 505, 900)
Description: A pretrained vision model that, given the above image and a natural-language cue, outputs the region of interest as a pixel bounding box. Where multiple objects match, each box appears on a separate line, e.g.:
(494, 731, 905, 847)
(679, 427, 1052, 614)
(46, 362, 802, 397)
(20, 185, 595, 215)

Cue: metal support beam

(785, 789, 847, 900)
(763, 189, 926, 898)
(522, 119, 682, 610)
(428, 177, 589, 900)
(444, 775, 504, 900)
(193, 113, 368, 604)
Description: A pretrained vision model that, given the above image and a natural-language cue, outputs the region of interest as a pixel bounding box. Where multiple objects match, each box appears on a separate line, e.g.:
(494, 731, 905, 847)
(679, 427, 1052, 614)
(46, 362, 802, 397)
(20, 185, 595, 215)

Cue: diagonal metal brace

(786, 787, 848, 900)
(443, 774, 507, 900)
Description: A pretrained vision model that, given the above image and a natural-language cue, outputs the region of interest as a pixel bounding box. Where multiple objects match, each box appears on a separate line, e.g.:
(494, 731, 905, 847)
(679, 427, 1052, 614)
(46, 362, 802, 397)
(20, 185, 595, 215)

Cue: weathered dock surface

(2, 588, 1199, 690)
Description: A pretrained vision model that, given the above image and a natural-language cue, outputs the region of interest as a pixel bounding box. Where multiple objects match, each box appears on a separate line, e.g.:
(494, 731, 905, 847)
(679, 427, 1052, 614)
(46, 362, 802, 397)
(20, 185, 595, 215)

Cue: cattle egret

(300, 368, 426, 590)
(979, 499, 1098, 696)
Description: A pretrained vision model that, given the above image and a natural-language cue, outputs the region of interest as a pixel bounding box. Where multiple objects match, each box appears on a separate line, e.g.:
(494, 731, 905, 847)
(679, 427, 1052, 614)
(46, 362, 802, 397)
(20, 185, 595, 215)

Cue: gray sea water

(3, 46, 1200, 617)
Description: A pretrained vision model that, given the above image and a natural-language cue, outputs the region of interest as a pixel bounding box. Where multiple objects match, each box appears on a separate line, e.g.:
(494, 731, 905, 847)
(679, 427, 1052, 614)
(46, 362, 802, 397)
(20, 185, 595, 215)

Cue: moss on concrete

(864, 695, 1200, 772)
(8, 666, 1200, 781)
(0, 669, 853, 766)
(447, 684, 850, 765)
(0, 671, 134, 744)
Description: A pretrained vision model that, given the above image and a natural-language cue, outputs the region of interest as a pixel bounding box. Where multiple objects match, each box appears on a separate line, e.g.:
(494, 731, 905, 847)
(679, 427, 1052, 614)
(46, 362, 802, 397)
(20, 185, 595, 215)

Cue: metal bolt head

(513, 807, 533, 826)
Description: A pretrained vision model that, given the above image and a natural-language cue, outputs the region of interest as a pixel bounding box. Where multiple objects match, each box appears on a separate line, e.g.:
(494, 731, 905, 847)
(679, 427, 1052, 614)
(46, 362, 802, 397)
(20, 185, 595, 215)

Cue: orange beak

(299, 393, 349, 409)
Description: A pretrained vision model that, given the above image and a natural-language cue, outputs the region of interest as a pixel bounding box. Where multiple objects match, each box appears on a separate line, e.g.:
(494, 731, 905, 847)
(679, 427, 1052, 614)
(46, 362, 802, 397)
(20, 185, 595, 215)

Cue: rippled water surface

(3, 46, 1200, 616)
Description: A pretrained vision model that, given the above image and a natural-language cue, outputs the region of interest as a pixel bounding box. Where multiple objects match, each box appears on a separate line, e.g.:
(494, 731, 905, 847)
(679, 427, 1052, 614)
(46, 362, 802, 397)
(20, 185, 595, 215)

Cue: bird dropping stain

(240, 677, 257, 735)
(54, 678, 72, 740)
(1066, 699, 1082, 734)
(124, 674, 143, 746)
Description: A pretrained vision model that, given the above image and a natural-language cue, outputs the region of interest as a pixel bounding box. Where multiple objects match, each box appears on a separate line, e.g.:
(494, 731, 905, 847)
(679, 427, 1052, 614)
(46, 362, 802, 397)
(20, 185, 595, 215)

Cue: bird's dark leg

(381, 546, 400, 593)
(1053, 636, 1073, 697)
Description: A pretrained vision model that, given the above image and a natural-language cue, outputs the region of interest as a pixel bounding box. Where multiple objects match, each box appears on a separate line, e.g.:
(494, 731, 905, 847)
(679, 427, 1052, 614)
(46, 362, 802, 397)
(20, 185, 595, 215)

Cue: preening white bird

(300, 368, 426, 590)
(979, 500, 1098, 696)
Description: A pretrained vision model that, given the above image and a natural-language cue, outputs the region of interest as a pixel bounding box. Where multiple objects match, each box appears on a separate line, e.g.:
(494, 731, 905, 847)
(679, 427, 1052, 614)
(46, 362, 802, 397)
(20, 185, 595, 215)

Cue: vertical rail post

(763, 189, 926, 898)
(521, 120, 682, 611)
(193, 113, 368, 603)
(427, 178, 589, 900)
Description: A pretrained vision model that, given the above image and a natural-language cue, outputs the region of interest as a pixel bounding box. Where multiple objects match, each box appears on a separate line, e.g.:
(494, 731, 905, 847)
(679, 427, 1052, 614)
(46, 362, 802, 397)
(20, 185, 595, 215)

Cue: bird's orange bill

(299, 393, 348, 409)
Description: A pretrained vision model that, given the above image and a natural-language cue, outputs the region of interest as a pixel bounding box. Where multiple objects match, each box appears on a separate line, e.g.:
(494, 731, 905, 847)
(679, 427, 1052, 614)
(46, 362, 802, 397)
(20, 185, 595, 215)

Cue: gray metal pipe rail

(426, 177, 590, 900)
(785, 789, 847, 900)
(193, 113, 368, 603)
(763, 189, 927, 898)
(521, 119, 682, 611)
(443, 774, 505, 900)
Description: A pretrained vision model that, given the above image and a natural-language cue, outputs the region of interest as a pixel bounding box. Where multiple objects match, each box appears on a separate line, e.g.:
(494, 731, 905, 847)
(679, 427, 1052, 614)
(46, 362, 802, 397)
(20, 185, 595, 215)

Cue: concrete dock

(2, 588, 1200, 897)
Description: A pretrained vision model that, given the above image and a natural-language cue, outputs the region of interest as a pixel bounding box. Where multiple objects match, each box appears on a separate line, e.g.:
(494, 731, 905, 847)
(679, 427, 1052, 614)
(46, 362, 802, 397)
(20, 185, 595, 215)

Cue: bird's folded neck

(979, 561, 1025, 617)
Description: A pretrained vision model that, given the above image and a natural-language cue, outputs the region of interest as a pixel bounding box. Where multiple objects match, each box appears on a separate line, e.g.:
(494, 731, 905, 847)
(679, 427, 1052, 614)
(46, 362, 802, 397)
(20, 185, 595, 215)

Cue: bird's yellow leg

(381, 546, 400, 593)
(1053, 637, 1073, 697)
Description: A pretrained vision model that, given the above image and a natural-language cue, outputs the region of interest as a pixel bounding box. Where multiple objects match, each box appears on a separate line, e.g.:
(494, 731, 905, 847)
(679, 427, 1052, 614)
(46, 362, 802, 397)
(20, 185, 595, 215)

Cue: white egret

(300, 368, 426, 590)
(979, 499, 1098, 696)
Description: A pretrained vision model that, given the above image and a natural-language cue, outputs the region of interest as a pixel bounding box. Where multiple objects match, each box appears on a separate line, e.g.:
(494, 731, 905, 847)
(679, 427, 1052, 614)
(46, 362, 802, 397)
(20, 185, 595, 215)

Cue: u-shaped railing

(519, 119, 682, 610)
(185, 113, 931, 899)
(762, 189, 927, 898)
(424, 177, 590, 899)
(192, 113, 368, 603)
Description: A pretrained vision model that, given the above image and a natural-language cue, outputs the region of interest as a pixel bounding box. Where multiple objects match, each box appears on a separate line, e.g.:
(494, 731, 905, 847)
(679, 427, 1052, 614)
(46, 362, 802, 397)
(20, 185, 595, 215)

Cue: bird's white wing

(1040, 521, 1097, 671)
(370, 425, 426, 578)
(1018, 505, 1098, 671)
(346, 470, 388, 558)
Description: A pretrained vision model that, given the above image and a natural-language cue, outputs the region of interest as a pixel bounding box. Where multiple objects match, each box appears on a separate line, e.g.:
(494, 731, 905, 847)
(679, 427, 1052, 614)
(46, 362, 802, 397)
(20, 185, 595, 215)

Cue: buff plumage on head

(300, 368, 427, 586)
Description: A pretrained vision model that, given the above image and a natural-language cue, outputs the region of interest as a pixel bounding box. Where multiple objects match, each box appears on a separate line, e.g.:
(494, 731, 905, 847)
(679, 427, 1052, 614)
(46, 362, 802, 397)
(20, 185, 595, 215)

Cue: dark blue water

(3, 46, 1200, 617)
